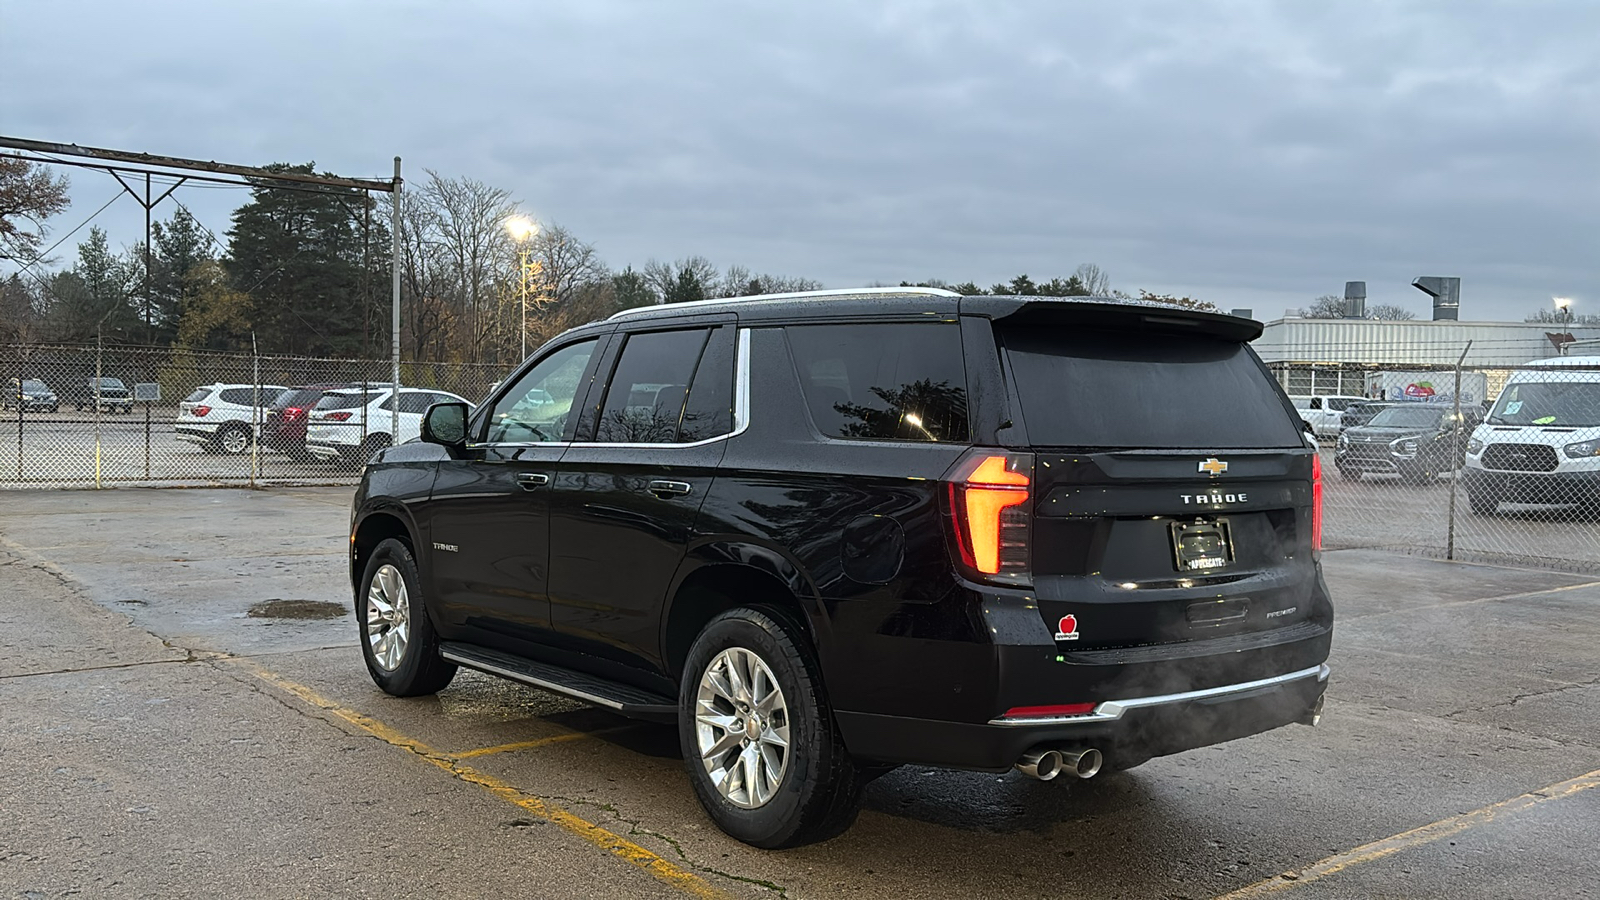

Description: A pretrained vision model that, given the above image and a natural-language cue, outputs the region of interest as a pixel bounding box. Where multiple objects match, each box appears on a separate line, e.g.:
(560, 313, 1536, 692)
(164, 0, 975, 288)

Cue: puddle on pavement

(246, 599, 348, 619)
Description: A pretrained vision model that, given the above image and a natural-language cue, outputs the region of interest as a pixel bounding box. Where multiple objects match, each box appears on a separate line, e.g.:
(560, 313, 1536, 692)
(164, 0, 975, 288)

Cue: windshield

(1489, 380, 1600, 427)
(1369, 406, 1447, 428)
(22, 380, 47, 392)
(92, 378, 126, 390)
(1000, 326, 1303, 449)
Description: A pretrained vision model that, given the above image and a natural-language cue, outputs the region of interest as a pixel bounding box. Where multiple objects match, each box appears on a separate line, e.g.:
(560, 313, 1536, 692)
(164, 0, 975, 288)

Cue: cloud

(3, 0, 1596, 320)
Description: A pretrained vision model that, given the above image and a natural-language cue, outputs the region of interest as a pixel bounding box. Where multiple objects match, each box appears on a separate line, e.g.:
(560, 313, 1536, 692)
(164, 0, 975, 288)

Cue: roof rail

(608, 286, 961, 320)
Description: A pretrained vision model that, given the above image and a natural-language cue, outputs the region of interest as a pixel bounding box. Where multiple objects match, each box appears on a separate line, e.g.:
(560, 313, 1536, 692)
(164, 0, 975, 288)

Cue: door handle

(647, 479, 692, 499)
(516, 472, 551, 490)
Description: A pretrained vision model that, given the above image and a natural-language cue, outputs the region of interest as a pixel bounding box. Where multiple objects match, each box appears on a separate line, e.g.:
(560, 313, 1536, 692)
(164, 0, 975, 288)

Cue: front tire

(358, 537, 456, 696)
(679, 608, 862, 848)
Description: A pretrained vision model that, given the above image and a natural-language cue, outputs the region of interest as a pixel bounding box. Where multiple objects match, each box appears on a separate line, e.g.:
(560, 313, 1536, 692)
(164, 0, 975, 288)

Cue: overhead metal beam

(0, 135, 396, 192)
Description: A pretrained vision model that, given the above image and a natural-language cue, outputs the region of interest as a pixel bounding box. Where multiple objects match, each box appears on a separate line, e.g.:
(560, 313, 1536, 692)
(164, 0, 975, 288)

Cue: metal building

(1252, 318, 1600, 397)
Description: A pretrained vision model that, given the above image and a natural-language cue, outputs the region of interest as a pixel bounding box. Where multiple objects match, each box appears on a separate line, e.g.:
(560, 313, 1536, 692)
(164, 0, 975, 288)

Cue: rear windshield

(1489, 380, 1600, 427)
(315, 392, 376, 411)
(999, 327, 1302, 449)
(273, 389, 323, 410)
(184, 388, 211, 403)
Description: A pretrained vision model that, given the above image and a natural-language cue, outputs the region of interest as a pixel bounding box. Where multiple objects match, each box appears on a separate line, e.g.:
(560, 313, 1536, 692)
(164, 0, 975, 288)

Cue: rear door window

(594, 329, 709, 444)
(786, 322, 969, 442)
(999, 326, 1302, 449)
(316, 392, 374, 411)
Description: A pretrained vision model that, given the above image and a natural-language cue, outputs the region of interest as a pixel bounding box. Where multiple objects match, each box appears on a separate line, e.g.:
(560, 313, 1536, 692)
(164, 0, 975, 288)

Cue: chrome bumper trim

(988, 663, 1330, 726)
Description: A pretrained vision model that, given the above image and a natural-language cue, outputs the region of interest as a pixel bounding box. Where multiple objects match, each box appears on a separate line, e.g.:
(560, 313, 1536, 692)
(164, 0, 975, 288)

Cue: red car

(262, 384, 355, 460)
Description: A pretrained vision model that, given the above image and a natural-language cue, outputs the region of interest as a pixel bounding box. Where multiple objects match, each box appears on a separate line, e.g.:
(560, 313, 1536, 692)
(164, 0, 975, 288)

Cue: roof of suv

(604, 287, 1262, 341)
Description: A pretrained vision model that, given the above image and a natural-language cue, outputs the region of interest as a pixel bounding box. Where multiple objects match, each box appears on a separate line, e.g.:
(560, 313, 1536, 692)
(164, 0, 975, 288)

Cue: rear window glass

(272, 390, 321, 410)
(184, 388, 211, 403)
(315, 392, 374, 411)
(999, 327, 1301, 449)
(786, 323, 969, 443)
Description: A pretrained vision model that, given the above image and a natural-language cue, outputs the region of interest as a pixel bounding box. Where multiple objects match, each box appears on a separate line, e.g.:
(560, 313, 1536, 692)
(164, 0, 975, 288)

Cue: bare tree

(1072, 263, 1112, 296)
(1302, 294, 1346, 318)
(1366, 304, 1416, 321)
(419, 171, 518, 360)
(0, 157, 70, 260)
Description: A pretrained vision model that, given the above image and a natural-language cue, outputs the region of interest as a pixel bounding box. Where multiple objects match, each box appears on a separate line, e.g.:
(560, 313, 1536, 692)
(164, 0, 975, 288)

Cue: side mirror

(422, 402, 469, 447)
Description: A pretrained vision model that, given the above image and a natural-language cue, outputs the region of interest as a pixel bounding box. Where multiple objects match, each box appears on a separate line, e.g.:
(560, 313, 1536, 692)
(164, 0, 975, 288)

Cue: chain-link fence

(1, 343, 504, 487)
(1301, 358, 1600, 573)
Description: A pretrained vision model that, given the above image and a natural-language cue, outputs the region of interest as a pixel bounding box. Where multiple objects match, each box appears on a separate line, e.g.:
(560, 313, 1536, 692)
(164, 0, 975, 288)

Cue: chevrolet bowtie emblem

(1199, 458, 1229, 476)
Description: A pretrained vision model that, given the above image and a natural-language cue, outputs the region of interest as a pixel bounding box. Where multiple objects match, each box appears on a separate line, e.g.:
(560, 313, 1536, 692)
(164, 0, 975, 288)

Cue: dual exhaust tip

(1016, 747, 1102, 781)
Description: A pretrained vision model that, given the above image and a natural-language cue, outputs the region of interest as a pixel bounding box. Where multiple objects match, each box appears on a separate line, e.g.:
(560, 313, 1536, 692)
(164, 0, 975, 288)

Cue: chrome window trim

(471, 327, 752, 452)
(986, 663, 1330, 726)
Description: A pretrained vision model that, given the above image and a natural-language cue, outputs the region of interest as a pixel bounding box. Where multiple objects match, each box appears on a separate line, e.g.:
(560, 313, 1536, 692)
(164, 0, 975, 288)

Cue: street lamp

(503, 216, 541, 360)
(1553, 296, 1574, 324)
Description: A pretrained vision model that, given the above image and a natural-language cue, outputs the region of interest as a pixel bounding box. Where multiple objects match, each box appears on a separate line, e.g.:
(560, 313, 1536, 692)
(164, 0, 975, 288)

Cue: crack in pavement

(545, 793, 790, 897)
(0, 652, 223, 681)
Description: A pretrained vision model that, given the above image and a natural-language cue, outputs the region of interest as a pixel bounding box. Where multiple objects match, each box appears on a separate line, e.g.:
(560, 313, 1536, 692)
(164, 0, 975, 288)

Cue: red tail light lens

(325, 411, 353, 422)
(1312, 452, 1323, 553)
(948, 450, 1034, 584)
(284, 407, 305, 421)
(1000, 702, 1097, 720)
(192, 405, 211, 417)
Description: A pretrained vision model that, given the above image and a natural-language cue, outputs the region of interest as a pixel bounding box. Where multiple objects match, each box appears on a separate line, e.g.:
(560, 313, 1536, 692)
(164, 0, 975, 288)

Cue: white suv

(305, 387, 468, 463)
(176, 383, 289, 454)
(1288, 394, 1366, 438)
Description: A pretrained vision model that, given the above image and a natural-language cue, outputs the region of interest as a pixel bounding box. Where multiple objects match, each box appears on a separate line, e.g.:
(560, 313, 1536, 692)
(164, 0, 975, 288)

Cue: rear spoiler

(967, 296, 1263, 342)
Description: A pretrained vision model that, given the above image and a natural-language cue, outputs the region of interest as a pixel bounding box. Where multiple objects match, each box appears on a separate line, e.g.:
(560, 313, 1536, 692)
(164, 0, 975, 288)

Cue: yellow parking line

(233, 661, 728, 900)
(451, 728, 631, 759)
(1217, 766, 1600, 898)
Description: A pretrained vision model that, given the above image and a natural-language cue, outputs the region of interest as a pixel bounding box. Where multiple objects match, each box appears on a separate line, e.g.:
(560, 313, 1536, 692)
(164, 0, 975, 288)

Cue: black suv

(349, 289, 1332, 847)
(1335, 403, 1480, 484)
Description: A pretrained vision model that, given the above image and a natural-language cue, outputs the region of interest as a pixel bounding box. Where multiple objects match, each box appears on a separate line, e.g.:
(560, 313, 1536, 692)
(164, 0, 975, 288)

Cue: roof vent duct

(1343, 282, 1366, 319)
(1412, 277, 1461, 321)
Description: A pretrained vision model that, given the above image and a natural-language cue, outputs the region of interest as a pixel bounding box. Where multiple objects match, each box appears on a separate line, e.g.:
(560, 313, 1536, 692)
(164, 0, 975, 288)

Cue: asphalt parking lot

(2, 488, 1599, 898)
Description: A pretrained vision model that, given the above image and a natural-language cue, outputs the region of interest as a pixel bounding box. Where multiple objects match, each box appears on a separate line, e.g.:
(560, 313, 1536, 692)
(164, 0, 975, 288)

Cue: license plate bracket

(1171, 518, 1234, 572)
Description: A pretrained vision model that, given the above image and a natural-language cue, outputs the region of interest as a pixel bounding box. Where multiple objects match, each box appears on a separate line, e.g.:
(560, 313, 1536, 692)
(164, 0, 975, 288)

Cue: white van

(1287, 395, 1366, 438)
(1463, 356, 1600, 515)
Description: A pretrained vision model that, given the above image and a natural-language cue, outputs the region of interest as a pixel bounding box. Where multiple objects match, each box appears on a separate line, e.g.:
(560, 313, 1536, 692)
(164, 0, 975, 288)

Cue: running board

(438, 642, 678, 722)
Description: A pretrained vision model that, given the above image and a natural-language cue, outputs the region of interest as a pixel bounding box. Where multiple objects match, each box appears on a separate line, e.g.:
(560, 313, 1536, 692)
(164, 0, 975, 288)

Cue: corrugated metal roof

(1252, 319, 1600, 367)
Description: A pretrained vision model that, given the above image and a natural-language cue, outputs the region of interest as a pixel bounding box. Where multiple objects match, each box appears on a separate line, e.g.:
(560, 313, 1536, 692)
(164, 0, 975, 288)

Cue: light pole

(1553, 296, 1574, 324)
(504, 216, 541, 361)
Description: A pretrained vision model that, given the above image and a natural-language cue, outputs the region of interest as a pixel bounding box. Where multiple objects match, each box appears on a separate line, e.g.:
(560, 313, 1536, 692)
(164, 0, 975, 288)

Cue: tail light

(947, 450, 1034, 585)
(1312, 452, 1323, 554)
(192, 405, 211, 417)
(324, 411, 353, 422)
(283, 406, 305, 421)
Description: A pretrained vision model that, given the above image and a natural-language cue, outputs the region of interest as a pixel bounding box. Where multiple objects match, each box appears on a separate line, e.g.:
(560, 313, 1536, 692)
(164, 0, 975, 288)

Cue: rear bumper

(837, 664, 1329, 771)
(175, 426, 217, 446)
(306, 441, 347, 461)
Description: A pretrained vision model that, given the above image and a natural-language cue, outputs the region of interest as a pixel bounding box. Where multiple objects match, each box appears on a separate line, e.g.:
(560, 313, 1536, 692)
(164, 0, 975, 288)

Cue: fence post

(1445, 341, 1473, 561)
(94, 331, 103, 489)
(14, 375, 21, 482)
(250, 334, 260, 489)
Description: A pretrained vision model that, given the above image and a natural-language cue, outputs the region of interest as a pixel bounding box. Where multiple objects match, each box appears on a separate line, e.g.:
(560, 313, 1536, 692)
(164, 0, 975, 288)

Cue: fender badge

(1055, 614, 1080, 641)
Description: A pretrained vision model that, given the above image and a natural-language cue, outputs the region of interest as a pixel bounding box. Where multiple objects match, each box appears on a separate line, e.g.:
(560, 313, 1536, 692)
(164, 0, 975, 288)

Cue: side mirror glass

(422, 402, 469, 446)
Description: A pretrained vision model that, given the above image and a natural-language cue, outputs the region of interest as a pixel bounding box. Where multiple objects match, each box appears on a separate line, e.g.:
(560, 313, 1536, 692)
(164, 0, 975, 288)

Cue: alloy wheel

(366, 563, 411, 671)
(695, 647, 791, 809)
(221, 428, 250, 454)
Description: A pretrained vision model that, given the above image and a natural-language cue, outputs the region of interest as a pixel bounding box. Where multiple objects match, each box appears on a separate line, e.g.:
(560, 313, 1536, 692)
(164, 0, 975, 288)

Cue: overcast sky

(3, 0, 1596, 321)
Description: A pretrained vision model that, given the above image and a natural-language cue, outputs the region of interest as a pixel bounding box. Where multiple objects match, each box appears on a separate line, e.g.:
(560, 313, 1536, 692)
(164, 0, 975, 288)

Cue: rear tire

(216, 423, 251, 455)
(679, 607, 862, 848)
(358, 537, 456, 697)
